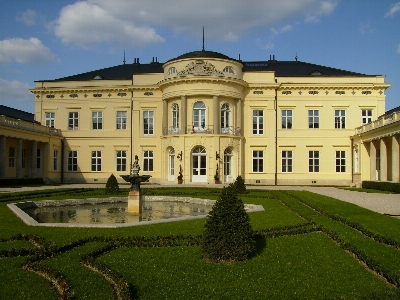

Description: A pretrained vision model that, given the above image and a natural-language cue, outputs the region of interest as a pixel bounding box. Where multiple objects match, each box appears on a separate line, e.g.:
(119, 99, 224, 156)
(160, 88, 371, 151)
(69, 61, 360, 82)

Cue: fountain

(120, 155, 151, 213)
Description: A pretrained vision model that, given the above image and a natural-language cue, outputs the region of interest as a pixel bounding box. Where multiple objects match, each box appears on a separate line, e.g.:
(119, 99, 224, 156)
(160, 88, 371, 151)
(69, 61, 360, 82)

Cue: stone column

(380, 138, 388, 181)
(16, 138, 23, 178)
(0, 135, 5, 179)
(369, 140, 376, 181)
(31, 141, 37, 178)
(162, 100, 168, 134)
(213, 95, 219, 134)
(237, 98, 242, 135)
(392, 134, 400, 182)
(181, 96, 187, 133)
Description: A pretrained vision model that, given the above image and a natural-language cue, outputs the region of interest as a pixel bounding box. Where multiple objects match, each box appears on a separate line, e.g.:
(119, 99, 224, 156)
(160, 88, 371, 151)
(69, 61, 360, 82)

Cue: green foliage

(362, 181, 400, 193)
(230, 175, 246, 194)
(202, 186, 255, 263)
(105, 174, 119, 194)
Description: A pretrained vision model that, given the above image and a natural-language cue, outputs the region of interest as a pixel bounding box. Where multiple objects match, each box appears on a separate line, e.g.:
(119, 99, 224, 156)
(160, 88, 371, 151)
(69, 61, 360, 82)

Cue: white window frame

(143, 110, 154, 135)
(68, 112, 79, 130)
(361, 109, 373, 125)
(252, 110, 264, 135)
(193, 102, 206, 130)
(92, 111, 103, 130)
(308, 151, 319, 173)
(334, 110, 346, 129)
(172, 104, 179, 131)
(282, 110, 293, 129)
(282, 150, 293, 172)
(45, 112, 55, 128)
(143, 150, 154, 172)
(116, 150, 127, 172)
(67, 151, 78, 172)
(223, 66, 235, 74)
(308, 110, 319, 129)
(116, 111, 127, 130)
(335, 151, 346, 173)
(91, 151, 102, 172)
(252, 150, 264, 172)
(221, 103, 231, 133)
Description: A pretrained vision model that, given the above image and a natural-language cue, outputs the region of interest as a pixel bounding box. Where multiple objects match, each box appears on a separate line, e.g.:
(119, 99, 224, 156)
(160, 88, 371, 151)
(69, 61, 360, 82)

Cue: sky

(0, 0, 399, 113)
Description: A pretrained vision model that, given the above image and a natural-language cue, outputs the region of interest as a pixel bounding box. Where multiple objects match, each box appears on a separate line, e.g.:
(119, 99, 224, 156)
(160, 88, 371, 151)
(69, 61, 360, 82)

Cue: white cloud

(271, 25, 293, 37)
(16, 9, 37, 26)
(0, 38, 56, 64)
(385, 2, 400, 18)
(0, 79, 32, 103)
(52, 0, 337, 47)
(305, 0, 337, 23)
(359, 23, 375, 35)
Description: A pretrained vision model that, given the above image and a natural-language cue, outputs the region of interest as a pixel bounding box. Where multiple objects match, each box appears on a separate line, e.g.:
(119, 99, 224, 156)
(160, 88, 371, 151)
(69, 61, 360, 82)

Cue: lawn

(0, 187, 399, 299)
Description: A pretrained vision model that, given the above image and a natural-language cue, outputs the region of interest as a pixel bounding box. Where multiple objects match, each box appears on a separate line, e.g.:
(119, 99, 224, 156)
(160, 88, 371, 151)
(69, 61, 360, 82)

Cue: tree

(202, 186, 255, 263)
(232, 175, 246, 194)
(105, 174, 119, 194)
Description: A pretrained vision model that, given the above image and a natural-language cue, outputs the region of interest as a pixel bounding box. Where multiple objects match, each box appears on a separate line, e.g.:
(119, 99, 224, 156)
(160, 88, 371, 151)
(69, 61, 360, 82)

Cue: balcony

(0, 115, 62, 136)
(355, 111, 400, 135)
(163, 125, 241, 136)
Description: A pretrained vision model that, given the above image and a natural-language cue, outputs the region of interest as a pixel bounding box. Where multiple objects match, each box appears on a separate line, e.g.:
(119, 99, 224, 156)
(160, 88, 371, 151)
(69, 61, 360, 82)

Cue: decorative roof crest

(177, 60, 224, 77)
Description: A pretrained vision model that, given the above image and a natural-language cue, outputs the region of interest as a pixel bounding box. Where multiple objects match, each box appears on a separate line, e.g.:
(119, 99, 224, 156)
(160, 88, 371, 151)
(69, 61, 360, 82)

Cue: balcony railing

(355, 111, 400, 135)
(162, 125, 241, 136)
(0, 115, 62, 136)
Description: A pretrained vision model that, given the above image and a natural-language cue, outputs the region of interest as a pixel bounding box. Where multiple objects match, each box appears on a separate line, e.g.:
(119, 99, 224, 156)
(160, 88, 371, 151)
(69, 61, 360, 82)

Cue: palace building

(2, 49, 398, 185)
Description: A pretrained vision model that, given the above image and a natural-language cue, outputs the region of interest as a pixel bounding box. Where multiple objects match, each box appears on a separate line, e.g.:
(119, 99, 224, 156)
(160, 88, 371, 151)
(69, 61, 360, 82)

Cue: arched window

(172, 103, 179, 132)
(223, 66, 235, 74)
(192, 146, 207, 182)
(221, 103, 231, 134)
(168, 148, 175, 181)
(193, 101, 206, 130)
(168, 67, 177, 75)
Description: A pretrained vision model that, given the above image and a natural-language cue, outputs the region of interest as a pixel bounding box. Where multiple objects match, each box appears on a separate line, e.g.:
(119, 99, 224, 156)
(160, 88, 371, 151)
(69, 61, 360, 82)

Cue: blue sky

(0, 0, 399, 113)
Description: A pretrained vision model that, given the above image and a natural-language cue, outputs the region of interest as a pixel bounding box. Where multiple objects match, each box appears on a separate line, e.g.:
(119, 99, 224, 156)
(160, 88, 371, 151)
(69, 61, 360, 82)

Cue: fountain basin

(8, 196, 264, 228)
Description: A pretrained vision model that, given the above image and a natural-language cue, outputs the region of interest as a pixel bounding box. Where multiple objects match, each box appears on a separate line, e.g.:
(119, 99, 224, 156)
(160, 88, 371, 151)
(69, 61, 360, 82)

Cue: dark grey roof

(0, 105, 36, 123)
(381, 105, 400, 118)
(41, 51, 376, 82)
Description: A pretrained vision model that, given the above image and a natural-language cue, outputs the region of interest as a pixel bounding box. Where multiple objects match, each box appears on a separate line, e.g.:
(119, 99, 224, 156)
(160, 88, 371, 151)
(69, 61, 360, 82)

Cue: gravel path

(1, 184, 399, 215)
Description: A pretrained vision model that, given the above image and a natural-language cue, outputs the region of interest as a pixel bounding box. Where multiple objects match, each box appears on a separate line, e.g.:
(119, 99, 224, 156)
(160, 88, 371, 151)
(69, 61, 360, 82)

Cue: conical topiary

(105, 174, 119, 194)
(202, 185, 255, 263)
(232, 175, 246, 194)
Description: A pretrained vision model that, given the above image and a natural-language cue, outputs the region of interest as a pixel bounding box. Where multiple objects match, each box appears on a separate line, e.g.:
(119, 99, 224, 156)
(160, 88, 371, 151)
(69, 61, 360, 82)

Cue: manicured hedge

(362, 181, 400, 193)
(0, 178, 44, 187)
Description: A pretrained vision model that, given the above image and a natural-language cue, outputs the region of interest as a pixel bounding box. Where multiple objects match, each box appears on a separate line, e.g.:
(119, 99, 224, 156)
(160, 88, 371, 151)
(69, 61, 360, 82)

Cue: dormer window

(223, 66, 235, 74)
(168, 67, 177, 75)
(310, 70, 322, 76)
(93, 75, 102, 79)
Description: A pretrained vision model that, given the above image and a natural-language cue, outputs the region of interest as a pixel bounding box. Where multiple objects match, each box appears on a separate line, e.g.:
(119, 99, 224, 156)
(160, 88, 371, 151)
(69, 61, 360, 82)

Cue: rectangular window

(143, 150, 154, 171)
(143, 111, 154, 135)
(36, 149, 41, 169)
(335, 151, 346, 173)
(334, 110, 346, 129)
(252, 150, 264, 172)
(54, 150, 59, 171)
(116, 111, 127, 130)
(116, 150, 127, 172)
(9, 147, 15, 167)
(282, 150, 293, 172)
(21, 148, 26, 168)
(91, 151, 102, 172)
(68, 112, 79, 130)
(361, 109, 372, 124)
(92, 111, 103, 130)
(308, 151, 319, 172)
(67, 151, 78, 172)
(308, 110, 319, 128)
(282, 110, 293, 129)
(252, 110, 264, 135)
(45, 112, 55, 128)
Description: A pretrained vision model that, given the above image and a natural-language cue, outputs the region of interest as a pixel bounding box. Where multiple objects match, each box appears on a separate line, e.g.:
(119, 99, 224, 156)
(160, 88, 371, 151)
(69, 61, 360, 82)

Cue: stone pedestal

(127, 190, 142, 213)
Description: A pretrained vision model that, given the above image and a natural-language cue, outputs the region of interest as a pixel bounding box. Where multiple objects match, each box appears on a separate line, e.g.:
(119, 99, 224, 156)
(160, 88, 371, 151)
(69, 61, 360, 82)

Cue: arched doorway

(192, 146, 207, 182)
(168, 148, 175, 181)
(223, 148, 234, 182)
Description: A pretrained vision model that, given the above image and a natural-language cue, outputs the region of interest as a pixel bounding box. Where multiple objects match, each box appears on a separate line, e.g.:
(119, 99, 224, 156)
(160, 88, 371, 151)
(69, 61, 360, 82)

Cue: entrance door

(192, 147, 207, 182)
(168, 149, 175, 181)
(223, 148, 234, 182)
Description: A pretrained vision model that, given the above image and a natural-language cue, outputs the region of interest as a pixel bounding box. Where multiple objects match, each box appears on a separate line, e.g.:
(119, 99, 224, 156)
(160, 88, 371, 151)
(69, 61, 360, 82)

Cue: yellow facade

(26, 50, 393, 185)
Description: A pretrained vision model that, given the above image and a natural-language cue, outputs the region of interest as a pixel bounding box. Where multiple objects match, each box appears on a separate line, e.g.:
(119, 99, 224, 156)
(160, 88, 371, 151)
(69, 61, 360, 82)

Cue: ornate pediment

(177, 60, 224, 77)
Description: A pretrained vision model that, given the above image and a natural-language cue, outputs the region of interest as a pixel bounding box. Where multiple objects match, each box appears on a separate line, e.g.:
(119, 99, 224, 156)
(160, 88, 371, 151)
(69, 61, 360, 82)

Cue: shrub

(362, 181, 400, 193)
(202, 186, 255, 263)
(105, 174, 119, 194)
(232, 175, 246, 194)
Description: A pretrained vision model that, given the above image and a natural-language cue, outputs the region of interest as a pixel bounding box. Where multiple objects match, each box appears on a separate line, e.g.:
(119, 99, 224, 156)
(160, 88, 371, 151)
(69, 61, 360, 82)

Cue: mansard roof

(0, 105, 36, 123)
(41, 50, 374, 82)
